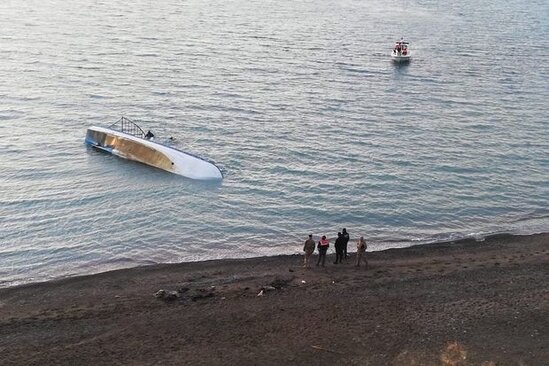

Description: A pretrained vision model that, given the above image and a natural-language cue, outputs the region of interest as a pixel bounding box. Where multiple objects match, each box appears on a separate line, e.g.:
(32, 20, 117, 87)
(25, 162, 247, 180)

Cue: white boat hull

(86, 126, 223, 180)
(391, 53, 411, 63)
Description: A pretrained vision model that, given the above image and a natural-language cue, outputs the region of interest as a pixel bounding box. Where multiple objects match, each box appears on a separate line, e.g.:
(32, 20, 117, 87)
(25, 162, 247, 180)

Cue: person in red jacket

(316, 235, 329, 267)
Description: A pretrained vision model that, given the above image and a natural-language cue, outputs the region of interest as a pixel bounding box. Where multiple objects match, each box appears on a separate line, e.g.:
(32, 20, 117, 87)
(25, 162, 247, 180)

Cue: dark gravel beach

(1, 233, 548, 365)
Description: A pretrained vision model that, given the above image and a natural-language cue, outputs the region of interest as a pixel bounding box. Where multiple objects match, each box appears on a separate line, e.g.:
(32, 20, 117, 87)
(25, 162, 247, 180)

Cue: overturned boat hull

(86, 126, 223, 180)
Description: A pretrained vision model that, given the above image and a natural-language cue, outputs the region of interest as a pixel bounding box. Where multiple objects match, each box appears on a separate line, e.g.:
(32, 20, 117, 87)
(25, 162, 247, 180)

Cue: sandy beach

(1, 233, 547, 365)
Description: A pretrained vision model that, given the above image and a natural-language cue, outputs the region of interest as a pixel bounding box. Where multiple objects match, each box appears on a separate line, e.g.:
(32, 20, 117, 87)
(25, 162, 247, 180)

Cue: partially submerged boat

(85, 117, 223, 180)
(391, 39, 411, 63)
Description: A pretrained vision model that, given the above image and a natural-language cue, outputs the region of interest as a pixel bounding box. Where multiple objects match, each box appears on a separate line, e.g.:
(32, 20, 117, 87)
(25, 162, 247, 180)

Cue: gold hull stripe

(87, 130, 174, 172)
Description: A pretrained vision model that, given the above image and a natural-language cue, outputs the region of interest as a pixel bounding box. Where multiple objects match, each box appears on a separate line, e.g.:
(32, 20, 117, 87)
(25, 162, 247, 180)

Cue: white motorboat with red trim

(391, 39, 411, 63)
(85, 117, 223, 180)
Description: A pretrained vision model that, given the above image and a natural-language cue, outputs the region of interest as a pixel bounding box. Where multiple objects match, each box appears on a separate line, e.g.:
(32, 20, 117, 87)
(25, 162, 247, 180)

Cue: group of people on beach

(302, 228, 368, 269)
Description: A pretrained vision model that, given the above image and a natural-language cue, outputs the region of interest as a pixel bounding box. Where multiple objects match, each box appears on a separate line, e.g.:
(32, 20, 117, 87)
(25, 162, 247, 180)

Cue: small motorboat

(85, 117, 223, 180)
(391, 39, 411, 63)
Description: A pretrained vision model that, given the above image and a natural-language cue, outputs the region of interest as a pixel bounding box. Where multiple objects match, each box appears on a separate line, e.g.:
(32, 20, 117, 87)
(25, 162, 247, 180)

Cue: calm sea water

(1, 0, 548, 287)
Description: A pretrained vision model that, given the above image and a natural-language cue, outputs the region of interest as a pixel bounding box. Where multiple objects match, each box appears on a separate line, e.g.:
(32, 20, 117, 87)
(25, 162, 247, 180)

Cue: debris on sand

(311, 345, 343, 354)
(255, 275, 296, 297)
(189, 288, 215, 301)
(270, 276, 294, 289)
(154, 289, 179, 301)
(154, 286, 216, 302)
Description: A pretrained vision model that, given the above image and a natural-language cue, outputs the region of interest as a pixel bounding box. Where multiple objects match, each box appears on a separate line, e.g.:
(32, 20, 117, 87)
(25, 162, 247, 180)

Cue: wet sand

(1, 233, 548, 365)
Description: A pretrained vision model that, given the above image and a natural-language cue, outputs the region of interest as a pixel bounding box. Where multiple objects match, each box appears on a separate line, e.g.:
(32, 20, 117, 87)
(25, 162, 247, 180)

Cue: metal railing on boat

(109, 117, 146, 138)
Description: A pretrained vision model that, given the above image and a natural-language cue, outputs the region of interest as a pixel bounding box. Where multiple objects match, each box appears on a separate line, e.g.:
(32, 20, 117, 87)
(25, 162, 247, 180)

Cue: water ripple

(0, 0, 547, 287)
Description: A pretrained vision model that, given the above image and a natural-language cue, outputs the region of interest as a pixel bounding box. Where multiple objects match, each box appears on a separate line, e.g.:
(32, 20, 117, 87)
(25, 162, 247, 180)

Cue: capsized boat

(391, 39, 411, 63)
(85, 117, 223, 180)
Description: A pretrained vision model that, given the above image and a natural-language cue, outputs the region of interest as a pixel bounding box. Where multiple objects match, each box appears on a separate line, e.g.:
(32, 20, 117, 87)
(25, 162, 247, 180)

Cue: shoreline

(3, 231, 547, 290)
(1, 233, 548, 365)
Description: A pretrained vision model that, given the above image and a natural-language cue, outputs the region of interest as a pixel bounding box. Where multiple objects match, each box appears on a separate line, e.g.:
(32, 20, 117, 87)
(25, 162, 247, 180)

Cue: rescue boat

(391, 39, 411, 63)
(85, 117, 223, 180)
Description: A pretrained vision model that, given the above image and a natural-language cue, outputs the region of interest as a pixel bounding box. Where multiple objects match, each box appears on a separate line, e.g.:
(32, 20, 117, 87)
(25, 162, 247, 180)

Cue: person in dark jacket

(316, 235, 329, 267)
(334, 232, 344, 264)
(342, 228, 350, 259)
(144, 130, 155, 140)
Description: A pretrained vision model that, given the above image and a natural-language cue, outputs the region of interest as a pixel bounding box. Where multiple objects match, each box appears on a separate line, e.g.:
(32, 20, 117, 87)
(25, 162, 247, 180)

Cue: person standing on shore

(356, 236, 367, 268)
(342, 228, 350, 260)
(303, 234, 316, 268)
(316, 235, 329, 267)
(334, 232, 344, 264)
